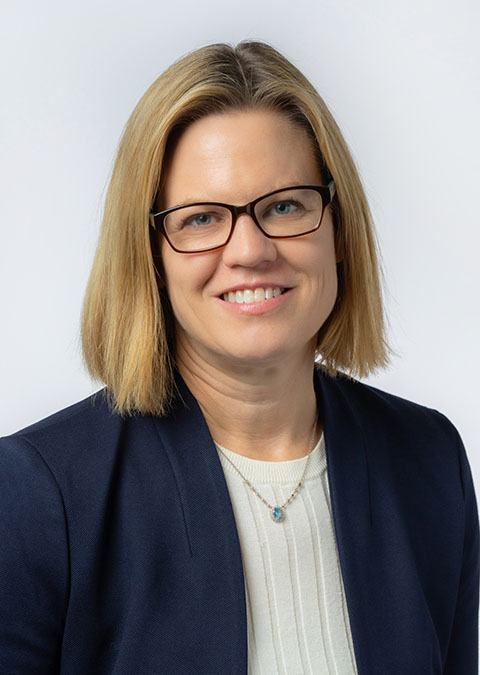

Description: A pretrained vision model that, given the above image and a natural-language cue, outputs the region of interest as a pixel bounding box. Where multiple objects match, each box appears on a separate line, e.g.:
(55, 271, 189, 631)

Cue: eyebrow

(169, 196, 216, 206)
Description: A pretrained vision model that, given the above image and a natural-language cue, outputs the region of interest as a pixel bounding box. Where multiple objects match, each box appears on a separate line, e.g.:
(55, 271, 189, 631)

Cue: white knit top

(215, 434, 358, 675)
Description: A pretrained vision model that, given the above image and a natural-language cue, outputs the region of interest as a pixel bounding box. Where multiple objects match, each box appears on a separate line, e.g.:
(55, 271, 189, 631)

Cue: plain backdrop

(1, 1, 479, 489)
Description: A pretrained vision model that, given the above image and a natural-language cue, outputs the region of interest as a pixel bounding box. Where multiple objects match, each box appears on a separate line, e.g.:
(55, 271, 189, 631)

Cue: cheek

(297, 226, 338, 289)
(160, 240, 190, 294)
(159, 245, 218, 318)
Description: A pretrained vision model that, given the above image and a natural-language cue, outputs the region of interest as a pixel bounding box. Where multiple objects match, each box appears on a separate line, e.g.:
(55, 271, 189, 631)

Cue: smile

(221, 287, 285, 304)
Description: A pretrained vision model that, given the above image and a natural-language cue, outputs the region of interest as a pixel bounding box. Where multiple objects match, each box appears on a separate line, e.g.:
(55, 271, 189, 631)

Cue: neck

(176, 339, 320, 461)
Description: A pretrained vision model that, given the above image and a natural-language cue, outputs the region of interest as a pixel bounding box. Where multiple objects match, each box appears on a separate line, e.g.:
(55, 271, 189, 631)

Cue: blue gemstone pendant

(270, 506, 285, 522)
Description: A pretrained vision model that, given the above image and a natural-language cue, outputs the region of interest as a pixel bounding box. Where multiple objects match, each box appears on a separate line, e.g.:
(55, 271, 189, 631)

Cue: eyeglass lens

(163, 187, 324, 253)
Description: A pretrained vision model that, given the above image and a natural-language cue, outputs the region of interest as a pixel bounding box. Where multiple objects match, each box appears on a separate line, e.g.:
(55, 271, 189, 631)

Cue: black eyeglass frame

(150, 180, 336, 254)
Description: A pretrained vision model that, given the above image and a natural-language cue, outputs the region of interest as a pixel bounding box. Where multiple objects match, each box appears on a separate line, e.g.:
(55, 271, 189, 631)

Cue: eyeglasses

(150, 181, 336, 254)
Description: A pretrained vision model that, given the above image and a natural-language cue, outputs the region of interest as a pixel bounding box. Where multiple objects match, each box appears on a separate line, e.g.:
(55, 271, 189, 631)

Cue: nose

(221, 213, 278, 268)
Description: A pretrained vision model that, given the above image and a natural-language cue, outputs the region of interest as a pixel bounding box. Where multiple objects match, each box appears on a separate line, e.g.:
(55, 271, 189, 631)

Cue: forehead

(162, 109, 322, 207)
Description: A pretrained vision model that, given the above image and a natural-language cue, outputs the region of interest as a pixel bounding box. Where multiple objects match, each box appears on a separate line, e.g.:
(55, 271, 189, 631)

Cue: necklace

(216, 424, 317, 523)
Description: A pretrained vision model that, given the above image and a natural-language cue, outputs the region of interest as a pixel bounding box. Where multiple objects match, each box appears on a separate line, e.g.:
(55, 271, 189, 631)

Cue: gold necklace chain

(217, 424, 317, 522)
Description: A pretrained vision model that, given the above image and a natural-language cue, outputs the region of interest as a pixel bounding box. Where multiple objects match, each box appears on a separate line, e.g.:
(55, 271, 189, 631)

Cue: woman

(0, 41, 478, 674)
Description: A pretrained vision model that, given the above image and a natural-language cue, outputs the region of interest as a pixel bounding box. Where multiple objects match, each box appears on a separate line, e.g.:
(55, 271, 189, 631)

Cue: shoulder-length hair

(81, 40, 389, 416)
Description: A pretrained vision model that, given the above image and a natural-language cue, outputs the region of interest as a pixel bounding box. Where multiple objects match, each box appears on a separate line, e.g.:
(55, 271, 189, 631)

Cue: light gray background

(1, 1, 479, 489)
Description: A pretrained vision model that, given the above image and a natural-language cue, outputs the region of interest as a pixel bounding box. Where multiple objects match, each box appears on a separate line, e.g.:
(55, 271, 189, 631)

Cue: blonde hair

(81, 40, 389, 416)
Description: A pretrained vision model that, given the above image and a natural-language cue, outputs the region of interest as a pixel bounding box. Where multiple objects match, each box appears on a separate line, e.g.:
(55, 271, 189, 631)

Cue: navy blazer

(0, 370, 478, 674)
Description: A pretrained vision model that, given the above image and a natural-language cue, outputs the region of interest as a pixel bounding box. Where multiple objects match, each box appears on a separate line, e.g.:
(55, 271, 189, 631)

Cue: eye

(187, 213, 213, 227)
(263, 199, 305, 219)
(177, 209, 226, 230)
(273, 200, 298, 215)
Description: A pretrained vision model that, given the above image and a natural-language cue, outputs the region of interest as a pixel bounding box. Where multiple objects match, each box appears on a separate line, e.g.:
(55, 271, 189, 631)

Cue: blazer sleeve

(0, 435, 69, 674)
(443, 428, 480, 674)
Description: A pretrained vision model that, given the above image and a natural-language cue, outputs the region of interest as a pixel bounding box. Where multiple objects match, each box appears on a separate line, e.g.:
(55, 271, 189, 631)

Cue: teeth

(244, 289, 254, 304)
(222, 287, 284, 303)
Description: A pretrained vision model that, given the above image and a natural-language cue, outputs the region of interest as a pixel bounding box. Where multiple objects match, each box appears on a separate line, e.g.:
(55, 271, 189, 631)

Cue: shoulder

(8, 389, 119, 442)
(0, 388, 194, 498)
(316, 369, 471, 495)
(0, 390, 129, 489)
(317, 368, 460, 443)
(318, 372, 478, 552)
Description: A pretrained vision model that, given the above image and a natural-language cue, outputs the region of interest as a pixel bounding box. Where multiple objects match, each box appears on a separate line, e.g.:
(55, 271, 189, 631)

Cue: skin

(159, 109, 339, 460)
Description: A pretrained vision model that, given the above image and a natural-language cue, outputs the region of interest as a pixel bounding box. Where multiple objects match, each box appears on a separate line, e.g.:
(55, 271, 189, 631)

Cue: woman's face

(159, 109, 339, 369)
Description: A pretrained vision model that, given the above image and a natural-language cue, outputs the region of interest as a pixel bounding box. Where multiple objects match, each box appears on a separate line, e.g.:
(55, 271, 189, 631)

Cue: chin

(214, 337, 312, 368)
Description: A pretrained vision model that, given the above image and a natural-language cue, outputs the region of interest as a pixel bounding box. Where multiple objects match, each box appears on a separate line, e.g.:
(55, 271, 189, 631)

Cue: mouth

(220, 286, 289, 304)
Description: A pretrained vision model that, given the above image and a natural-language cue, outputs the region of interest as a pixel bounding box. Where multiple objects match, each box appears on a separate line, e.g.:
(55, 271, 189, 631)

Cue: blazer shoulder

(317, 369, 461, 446)
(10, 389, 113, 437)
(0, 390, 128, 476)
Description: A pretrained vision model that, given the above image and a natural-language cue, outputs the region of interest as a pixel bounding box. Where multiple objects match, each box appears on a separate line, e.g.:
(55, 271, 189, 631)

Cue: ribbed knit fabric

(215, 434, 358, 675)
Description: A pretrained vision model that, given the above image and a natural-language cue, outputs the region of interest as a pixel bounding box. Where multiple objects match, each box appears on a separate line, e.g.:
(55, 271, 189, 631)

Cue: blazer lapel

(316, 371, 441, 674)
(153, 374, 248, 672)
(316, 371, 375, 674)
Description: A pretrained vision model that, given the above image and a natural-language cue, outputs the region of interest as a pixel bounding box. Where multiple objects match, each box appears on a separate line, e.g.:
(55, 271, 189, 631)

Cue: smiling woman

(0, 41, 478, 675)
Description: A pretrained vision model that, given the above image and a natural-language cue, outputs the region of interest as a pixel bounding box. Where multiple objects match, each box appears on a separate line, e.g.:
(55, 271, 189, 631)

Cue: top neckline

(215, 433, 326, 485)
